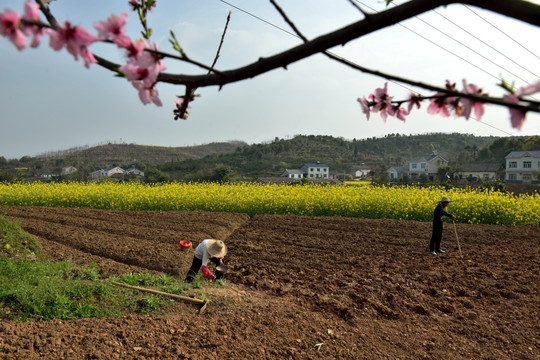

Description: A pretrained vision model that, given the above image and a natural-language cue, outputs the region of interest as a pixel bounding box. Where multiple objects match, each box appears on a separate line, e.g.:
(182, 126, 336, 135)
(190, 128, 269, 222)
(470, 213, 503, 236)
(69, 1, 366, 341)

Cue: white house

(300, 163, 329, 179)
(89, 166, 125, 182)
(408, 152, 448, 181)
(61, 166, 78, 176)
(281, 169, 304, 179)
(454, 163, 503, 183)
(387, 152, 448, 182)
(89, 169, 106, 182)
(104, 166, 125, 180)
(505, 150, 540, 183)
(349, 165, 371, 178)
(125, 166, 145, 180)
(387, 165, 408, 181)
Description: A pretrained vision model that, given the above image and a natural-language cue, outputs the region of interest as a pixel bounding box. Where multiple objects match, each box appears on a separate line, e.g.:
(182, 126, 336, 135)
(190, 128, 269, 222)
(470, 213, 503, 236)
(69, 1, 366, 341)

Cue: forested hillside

(1, 134, 538, 182)
(353, 133, 496, 164)
(158, 134, 520, 181)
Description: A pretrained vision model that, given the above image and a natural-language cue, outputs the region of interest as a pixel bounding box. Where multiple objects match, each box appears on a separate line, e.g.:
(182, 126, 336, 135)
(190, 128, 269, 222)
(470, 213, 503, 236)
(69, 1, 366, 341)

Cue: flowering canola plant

(0, 182, 538, 226)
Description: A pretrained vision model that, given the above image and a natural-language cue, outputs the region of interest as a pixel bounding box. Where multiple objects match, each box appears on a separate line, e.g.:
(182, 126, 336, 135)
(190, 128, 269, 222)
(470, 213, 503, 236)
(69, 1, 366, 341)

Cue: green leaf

(169, 30, 185, 57)
(497, 77, 515, 94)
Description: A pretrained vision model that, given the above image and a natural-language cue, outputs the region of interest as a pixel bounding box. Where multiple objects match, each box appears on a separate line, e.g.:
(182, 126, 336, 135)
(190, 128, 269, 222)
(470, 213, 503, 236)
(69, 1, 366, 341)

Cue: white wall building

(505, 150, 540, 183)
(281, 169, 304, 179)
(408, 153, 448, 181)
(300, 163, 330, 179)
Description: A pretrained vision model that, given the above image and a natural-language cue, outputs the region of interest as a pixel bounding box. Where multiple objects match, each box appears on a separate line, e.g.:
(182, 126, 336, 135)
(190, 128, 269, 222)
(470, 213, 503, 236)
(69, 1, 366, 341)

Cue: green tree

(523, 136, 540, 150)
(211, 165, 231, 183)
(0, 171, 15, 183)
(437, 165, 451, 182)
(400, 173, 410, 184)
(371, 163, 390, 185)
(145, 169, 169, 183)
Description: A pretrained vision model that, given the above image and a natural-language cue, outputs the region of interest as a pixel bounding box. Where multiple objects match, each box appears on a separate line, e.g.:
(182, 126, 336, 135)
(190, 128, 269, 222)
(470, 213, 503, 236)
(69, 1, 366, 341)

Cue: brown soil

(1, 206, 538, 360)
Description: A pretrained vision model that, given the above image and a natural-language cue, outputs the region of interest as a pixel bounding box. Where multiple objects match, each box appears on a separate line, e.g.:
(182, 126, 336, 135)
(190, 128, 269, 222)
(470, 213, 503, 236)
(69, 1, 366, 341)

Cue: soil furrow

(0, 207, 538, 360)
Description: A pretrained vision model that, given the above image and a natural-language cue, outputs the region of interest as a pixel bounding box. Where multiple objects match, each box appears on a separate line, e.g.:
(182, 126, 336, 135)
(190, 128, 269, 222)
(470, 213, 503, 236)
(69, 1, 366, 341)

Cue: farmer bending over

(185, 239, 227, 282)
(429, 196, 456, 256)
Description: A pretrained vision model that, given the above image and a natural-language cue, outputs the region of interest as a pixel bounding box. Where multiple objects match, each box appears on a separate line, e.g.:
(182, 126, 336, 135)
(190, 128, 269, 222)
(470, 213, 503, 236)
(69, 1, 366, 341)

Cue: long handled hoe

(452, 220, 463, 258)
(112, 281, 208, 314)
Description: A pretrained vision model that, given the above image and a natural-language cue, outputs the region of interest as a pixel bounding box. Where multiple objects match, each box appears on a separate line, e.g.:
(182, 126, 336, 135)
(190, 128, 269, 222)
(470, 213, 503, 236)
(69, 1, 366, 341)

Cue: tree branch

(325, 52, 540, 113)
(145, 49, 225, 76)
(176, 10, 232, 119)
(269, 0, 308, 42)
(209, 11, 231, 73)
(35, 0, 540, 114)
(35, 0, 58, 28)
(154, 0, 540, 87)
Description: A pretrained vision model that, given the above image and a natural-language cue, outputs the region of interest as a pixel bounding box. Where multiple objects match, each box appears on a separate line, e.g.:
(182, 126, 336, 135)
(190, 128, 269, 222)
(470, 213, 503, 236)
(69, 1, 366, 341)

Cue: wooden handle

(452, 221, 463, 258)
(111, 281, 206, 305)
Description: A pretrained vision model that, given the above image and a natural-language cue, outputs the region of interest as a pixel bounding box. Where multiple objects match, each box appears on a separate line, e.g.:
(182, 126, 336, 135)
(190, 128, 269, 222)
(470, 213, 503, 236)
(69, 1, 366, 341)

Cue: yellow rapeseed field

(0, 182, 538, 226)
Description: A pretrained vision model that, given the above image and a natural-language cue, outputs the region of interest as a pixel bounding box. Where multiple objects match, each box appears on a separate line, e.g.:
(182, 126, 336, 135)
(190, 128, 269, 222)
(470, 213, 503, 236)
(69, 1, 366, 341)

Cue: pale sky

(1, 0, 540, 160)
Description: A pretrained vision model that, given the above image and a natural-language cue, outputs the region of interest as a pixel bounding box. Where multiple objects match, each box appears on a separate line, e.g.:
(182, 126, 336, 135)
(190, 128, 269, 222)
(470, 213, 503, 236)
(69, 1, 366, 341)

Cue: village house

(254, 177, 299, 185)
(349, 164, 371, 179)
(125, 166, 145, 181)
(407, 152, 448, 182)
(454, 163, 504, 183)
(387, 152, 448, 182)
(300, 163, 330, 179)
(387, 165, 409, 181)
(281, 169, 304, 179)
(505, 150, 540, 183)
(60, 166, 78, 176)
(88, 169, 104, 182)
(89, 166, 125, 182)
(254, 177, 341, 185)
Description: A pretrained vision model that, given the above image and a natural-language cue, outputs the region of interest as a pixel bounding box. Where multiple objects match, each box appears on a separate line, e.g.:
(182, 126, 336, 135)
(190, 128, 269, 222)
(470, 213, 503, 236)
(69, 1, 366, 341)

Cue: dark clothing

(185, 256, 223, 283)
(429, 203, 454, 252)
(433, 203, 453, 223)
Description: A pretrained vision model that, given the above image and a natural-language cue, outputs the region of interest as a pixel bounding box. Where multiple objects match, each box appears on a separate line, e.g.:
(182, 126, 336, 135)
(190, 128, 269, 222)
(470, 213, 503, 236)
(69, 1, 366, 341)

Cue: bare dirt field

(1, 206, 538, 360)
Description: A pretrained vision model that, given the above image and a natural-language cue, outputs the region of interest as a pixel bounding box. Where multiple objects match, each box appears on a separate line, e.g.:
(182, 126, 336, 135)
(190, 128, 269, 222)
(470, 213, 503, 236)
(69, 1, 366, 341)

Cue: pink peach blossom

(174, 98, 185, 107)
(516, 81, 540, 97)
(370, 83, 393, 122)
(21, 0, 48, 47)
(174, 97, 192, 119)
(0, 8, 26, 50)
(357, 97, 371, 120)
(120, 38, 165, 106)
(460, 79, 485, 120)
(133, 81, 162, 106)
(119, 39, 165, 87)
(503, 94, 526, 129)
(93, 12, 130, 48)
(123, 38, 145, 59)
(427, 80, 459, 117)
(407, 92, 422, 113)
(388, 105, 408, 122)
(49, 21, 99, 68)
(427, 94, 451, 117)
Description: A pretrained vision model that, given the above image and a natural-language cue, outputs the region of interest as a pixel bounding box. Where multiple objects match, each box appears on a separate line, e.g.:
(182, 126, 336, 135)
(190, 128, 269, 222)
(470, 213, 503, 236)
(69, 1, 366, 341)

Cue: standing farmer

(185, 239, 227, 282)
(429, 197, 456, 255)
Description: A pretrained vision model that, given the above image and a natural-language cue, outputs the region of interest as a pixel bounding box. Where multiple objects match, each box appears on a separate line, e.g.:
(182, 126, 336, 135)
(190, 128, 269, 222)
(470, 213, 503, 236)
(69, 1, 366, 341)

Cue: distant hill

(33, 142, 247, 173)
(3, 133, 537, 182)
(158, 133, 504, 181)
(351, 133, 499, 165)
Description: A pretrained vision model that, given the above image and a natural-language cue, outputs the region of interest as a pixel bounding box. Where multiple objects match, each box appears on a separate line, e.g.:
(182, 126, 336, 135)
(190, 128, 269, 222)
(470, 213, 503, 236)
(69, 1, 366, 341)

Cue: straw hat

(207, 240, 227, 257)
(440, 196, 451, 203)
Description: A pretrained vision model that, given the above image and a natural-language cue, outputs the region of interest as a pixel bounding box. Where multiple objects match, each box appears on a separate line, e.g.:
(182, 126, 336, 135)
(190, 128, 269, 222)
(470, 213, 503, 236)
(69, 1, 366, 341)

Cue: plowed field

(1, 206, 538, 360)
